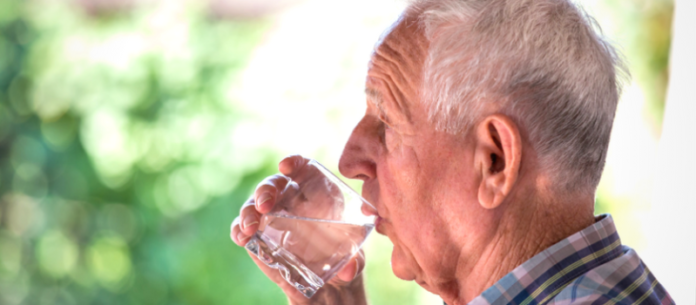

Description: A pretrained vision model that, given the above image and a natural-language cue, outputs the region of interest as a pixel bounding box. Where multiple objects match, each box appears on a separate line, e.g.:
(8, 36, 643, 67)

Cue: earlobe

(475, 114, 522, 209)
(478, 179, 497, 209)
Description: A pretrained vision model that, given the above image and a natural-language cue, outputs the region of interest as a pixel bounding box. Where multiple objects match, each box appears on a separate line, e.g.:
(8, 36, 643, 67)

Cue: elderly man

(231, 0, 674, 304)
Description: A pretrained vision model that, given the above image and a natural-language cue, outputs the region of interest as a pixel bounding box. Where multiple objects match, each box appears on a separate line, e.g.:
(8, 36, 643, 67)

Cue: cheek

(377, 141, 425, 225)
(382, 134, 468, 279)
(378, 137, 441, 277)
(389, 207, 449, 283)
(384, 128, 399, 152)
(385, 135, 421, 189)
(381, 132, 434, 230)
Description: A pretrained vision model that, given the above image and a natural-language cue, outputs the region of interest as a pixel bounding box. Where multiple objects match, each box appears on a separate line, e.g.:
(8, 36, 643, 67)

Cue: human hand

(231, 155, 368, 305)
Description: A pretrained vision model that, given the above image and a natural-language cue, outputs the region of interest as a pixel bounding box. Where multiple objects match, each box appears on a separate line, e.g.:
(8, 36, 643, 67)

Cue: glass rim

(307, 159, 377, 212)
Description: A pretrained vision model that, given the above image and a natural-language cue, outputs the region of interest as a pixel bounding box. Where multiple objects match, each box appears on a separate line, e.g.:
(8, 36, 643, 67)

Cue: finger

(239, 201, 261, 235)
(278, 154, 309, 176)
(230, 216, 251, 246)
(279, 155, 327, 188)
(335, 259, 358, 283)
(334, 250, 365, 283)
(254, 174, 290, 214)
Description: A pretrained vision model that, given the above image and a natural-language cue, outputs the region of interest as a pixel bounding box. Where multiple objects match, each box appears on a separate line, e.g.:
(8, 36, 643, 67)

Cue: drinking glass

(245, 160, 376, 298)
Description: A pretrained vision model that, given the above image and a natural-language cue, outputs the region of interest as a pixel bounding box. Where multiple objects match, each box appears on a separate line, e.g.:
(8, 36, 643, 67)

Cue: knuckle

(283, 154, 302, 162)
(255, 180, 270, 190)
(270, 173, 287, 181)
(256, 178, 279, 191)
(293, 156, 310, 169)
(280, 155, 306, 172)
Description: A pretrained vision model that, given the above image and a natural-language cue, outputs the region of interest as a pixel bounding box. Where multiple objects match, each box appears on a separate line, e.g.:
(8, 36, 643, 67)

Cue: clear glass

(245, 160, 376, 298)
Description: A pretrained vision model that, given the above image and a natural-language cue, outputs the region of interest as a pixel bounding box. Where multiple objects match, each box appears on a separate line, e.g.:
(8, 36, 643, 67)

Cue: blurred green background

(0, 0, 674, 304)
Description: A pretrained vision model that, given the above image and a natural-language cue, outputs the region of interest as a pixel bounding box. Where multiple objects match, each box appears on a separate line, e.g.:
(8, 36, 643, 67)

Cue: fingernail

(237, 232, 248, 243)
(243, 214, 259, 230)
(257, 192, 273, 210)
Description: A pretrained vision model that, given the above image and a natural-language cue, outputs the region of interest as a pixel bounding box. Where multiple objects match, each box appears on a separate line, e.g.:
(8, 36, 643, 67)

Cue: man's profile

(231, 0, 674, 304)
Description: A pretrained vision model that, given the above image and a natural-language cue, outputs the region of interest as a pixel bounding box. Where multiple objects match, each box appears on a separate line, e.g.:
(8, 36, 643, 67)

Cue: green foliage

(0, 1, 288, 304)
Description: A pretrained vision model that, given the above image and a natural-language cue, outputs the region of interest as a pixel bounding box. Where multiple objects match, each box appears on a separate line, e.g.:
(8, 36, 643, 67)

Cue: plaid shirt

(464, 214, 674, 305)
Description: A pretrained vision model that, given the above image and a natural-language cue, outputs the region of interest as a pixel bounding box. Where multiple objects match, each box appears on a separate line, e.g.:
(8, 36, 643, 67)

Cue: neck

(444, 190, 595, 305)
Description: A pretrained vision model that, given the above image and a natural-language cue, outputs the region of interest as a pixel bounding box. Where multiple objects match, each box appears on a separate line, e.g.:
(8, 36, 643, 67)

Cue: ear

(474, 114, 522, 209)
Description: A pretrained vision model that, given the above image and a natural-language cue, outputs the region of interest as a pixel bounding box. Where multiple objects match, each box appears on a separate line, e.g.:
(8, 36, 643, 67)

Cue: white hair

(408, 0, 628, 193)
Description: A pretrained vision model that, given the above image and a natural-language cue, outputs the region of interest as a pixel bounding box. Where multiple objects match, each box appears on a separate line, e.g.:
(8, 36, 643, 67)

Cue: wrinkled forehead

(367, 11, 429, 120)
(372, 11, 429, 67)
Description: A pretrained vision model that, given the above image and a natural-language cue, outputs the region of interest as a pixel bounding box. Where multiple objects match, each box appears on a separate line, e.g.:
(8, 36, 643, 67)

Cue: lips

(363, 202, 385, 234)
(360, 189, 384, 234)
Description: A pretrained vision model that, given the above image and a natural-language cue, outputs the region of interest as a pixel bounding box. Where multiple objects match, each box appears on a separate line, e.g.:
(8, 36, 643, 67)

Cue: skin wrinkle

(471, 229, 504, 292)
(368, 79, 417, 138)
(366, 89, 393, 128)
(371, 49, 409, 88)
(434, 190, 462, 298)
(373, 41, 412, 90)
(369, 71, 412, 126)
(368, 73, 411, 126)
(369, 18, 427, 124)
(370, 85, 408, 133)
(382, 18, 428, 73)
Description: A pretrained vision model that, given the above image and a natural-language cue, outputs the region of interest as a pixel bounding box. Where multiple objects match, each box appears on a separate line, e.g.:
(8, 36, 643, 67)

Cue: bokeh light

(36, 230, 78, 278)
(87, 235, 132, 290)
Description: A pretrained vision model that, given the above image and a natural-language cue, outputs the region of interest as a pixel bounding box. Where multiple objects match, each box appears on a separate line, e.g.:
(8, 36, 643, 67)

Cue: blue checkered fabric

(458, 215, 674, 305)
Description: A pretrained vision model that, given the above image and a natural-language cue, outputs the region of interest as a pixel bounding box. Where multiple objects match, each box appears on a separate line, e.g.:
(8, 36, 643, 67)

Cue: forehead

(367, 12, 429, 122)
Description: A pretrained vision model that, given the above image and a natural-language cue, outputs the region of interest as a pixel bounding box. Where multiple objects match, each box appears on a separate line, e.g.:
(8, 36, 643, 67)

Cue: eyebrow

(365, 88, 391, 122)
(365, 88, 383, 109)
(365, 88, 412, 125)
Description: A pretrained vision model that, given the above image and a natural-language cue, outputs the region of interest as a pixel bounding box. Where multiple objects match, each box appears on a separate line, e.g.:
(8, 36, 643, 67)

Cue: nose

(339, 115, 379, 182)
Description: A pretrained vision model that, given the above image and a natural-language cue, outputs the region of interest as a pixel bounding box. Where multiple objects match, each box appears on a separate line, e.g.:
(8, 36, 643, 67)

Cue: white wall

(642, 0, 696, 303)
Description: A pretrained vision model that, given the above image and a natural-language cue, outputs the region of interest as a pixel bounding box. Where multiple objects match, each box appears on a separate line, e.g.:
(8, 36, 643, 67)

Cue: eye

(377, 119, 386, 143)
(376, 116, 398, 151)
(378, 112, 392, 130)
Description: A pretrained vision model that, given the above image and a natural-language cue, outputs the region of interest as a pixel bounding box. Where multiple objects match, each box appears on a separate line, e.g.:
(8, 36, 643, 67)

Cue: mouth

(361, 200, 384, 234)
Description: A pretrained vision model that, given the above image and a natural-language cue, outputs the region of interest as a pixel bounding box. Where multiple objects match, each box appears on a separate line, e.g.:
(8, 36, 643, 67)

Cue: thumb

(335, 250, 365, 283)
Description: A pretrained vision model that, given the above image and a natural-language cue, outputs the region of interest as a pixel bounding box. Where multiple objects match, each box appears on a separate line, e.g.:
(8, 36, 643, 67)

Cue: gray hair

(408, 0, 628, 193)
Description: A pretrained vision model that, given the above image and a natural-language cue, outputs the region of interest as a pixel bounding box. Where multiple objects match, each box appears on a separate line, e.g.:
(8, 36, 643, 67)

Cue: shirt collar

(468, 214, 624, 305)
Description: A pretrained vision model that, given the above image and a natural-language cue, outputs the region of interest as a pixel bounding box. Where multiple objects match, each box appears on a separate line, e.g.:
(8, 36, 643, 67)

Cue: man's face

(338, 15, 497, 293)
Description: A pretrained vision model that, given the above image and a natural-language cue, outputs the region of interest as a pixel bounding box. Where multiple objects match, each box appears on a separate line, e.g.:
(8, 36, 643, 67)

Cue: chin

(390, 247, 417, 281)
(391, 265, 415, 281)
